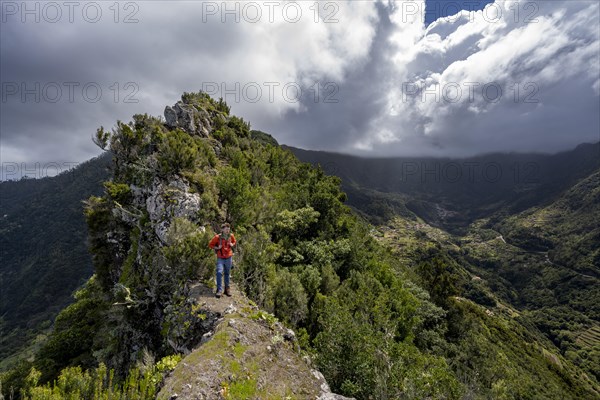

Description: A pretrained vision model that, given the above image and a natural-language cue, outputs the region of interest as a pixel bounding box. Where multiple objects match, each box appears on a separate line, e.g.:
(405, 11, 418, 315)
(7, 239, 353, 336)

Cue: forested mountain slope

(0, 153, 111, 365)
(2, 93, 598, 399)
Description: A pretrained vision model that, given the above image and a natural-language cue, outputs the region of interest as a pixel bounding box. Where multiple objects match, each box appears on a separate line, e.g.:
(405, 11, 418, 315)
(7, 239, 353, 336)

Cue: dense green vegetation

(0, 153, 111, 367)
(4, 354, 181, 400)
(2, 92, 598, 399)
(377, 217, 600, 399)
(491, 171, 600, 384)
(1, 93, 461, 399)
(293, 142, 600, 397)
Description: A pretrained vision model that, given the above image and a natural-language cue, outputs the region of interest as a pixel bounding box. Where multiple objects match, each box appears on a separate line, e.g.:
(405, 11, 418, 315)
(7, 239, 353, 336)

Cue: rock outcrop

(144, 177, 203, 244)
(158, 283, 354, 400)
(164, 101, 213, 137)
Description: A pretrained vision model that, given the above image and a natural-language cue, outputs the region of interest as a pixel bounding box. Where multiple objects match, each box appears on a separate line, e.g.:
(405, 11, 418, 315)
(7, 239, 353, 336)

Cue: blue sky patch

(425, 0, 495, 24)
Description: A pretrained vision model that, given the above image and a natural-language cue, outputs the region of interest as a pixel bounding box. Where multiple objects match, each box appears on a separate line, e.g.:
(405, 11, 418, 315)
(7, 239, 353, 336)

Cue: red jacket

(209, 233, 236, 259)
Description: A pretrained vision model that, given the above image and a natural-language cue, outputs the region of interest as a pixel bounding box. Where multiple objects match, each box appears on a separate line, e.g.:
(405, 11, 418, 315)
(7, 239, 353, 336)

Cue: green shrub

(274, 269, 308, 326)
(103, 182, 132, 205)
(273, 207, 320, 241)
(157, 129, 201, 176)
(162, 218, 214, 281)
(216, 166, 259, 227)
(227, 116, 251, 137)
(35, 276, 107, 384)
(22, 353, 181, 400)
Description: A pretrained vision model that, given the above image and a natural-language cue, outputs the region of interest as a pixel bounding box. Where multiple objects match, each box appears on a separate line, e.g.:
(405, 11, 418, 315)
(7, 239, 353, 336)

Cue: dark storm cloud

(1, 0, 599, 179)
(1, 0, 380, 177)
(268, 1, 397, 152)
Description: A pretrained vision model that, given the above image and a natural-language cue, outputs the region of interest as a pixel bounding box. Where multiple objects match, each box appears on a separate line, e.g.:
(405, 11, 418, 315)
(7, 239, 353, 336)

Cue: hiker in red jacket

(208, 222, 236, 298)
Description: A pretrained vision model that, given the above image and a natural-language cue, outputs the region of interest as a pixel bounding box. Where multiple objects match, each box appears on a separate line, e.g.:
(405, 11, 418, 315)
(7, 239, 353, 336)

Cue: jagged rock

(318, 394, 355, 400)
(164, 102, 196, 134)
(224, 304, 237, 315)
(154, 221, 171, 245)
(213, 141, 222, 156)
(111, 205, 138, 226)
(312, 369, 356, 400)
(129, 183, 149, 209)
(164, 105, 178, 127)
(164, 101, 212, 137)
(145, 177, 202, 243)
(283, 328, 296, 342)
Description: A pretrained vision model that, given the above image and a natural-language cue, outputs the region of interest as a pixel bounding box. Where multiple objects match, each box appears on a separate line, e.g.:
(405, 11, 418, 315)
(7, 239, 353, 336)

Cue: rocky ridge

(158, 283, 353, 400)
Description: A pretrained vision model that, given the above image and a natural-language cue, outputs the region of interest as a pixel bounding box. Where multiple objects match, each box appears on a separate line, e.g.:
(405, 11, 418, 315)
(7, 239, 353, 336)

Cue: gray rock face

(312, 369, 356, 400)
(213, 141, 222, 157)
(164, 105, 178, 128)
(164, 101, 212, 137)
(145, 177, 202, 243)
(317, 394, 356, 400)
(129, 184, 148, 209)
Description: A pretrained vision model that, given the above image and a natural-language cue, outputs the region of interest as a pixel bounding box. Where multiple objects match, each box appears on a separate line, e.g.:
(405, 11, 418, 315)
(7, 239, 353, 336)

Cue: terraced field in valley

(577, 326, 600, 348)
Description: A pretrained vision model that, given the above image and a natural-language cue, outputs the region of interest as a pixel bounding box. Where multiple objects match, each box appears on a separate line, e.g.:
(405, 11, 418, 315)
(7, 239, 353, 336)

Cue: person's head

(220, 222, 231, 235)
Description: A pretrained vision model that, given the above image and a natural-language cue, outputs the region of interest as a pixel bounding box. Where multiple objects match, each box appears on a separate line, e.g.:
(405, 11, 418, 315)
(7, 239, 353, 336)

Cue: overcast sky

(1, 0, 599, 179)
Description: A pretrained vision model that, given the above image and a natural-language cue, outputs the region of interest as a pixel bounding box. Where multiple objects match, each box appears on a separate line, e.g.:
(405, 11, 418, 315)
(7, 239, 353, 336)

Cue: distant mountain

(285, 142, 600, 232)
(0, 152, 111, 364)
(496, 169, 600, 275)
(487, 169, 600, 381)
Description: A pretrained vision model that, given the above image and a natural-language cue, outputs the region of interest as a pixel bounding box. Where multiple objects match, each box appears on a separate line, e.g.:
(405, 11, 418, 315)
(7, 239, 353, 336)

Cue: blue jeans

(216, 257, 232, 293)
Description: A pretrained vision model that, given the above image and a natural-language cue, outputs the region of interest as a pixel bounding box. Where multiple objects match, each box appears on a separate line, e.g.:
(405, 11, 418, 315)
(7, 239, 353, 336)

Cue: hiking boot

(225, 286, 232, 297)
(215, 290, 223, 298)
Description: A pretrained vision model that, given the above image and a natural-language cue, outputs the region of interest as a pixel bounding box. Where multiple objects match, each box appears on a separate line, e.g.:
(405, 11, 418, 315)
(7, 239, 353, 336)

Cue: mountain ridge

(285, 142, 600, 231)
(157, 282, 352, 400)
(1, 92, 598, 399)
(3, 92, 464, 399)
